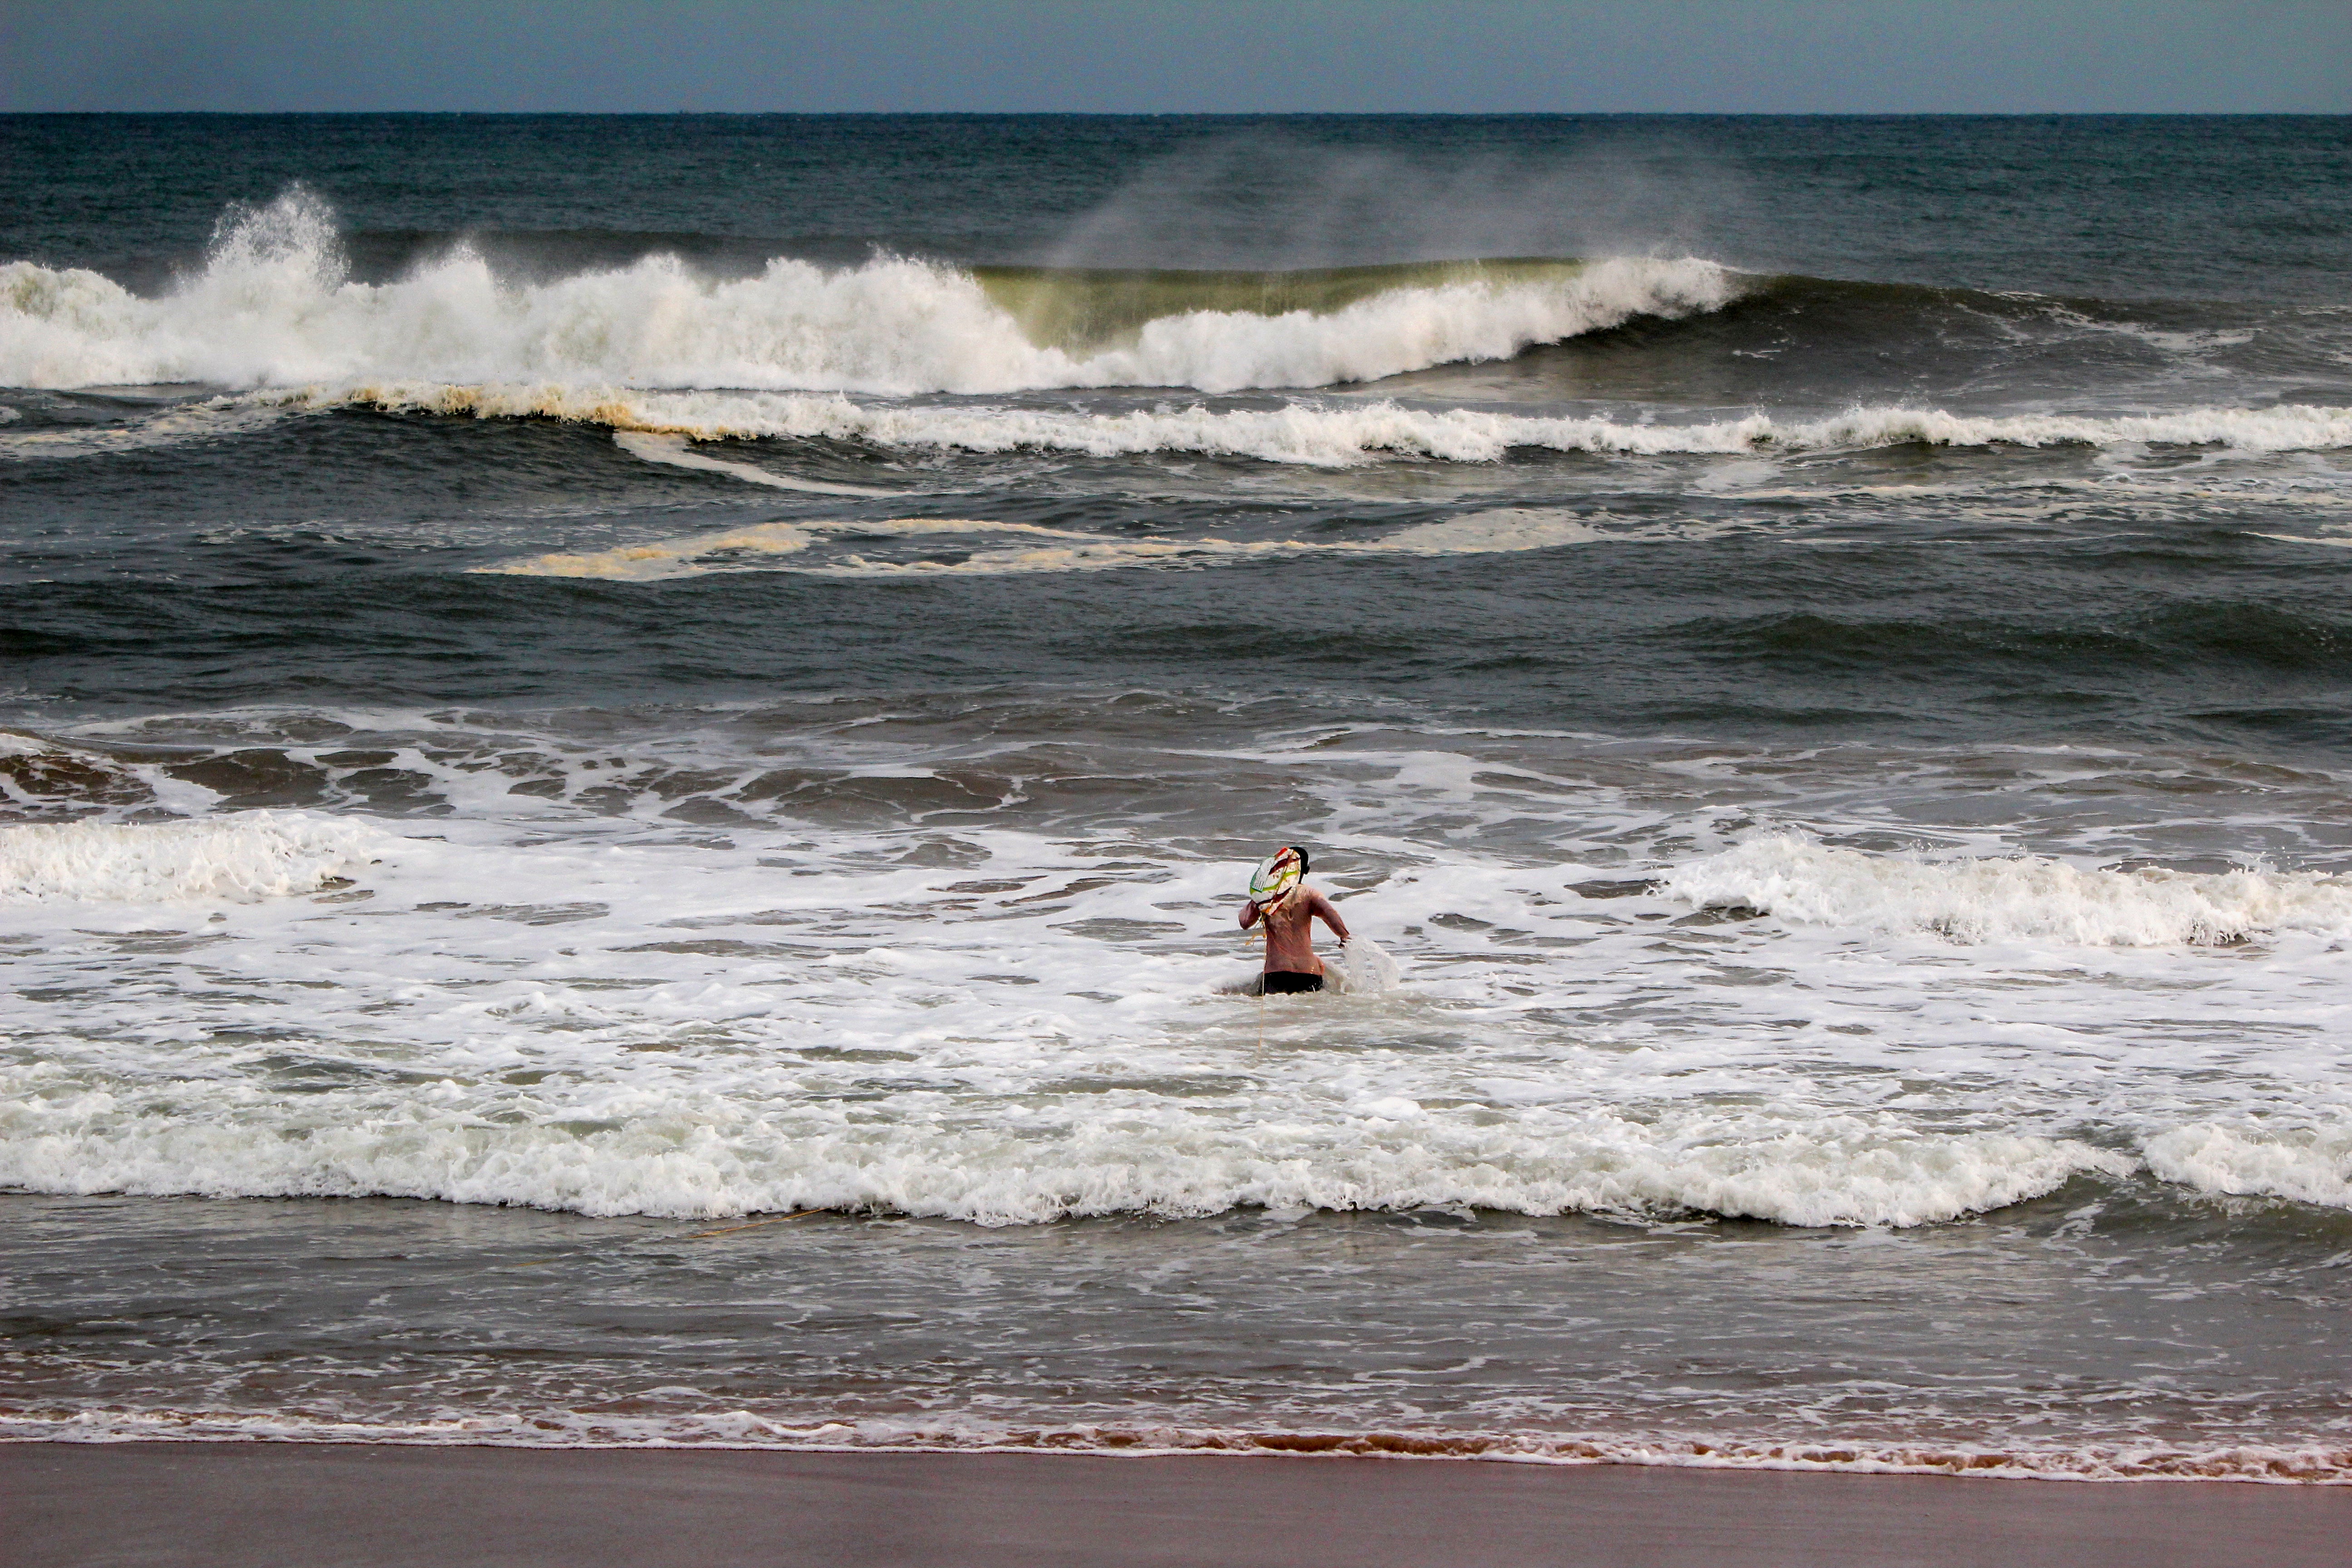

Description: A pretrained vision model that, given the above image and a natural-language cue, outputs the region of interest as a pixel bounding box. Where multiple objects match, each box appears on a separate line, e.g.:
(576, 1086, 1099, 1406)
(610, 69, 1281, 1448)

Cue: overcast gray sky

(6, 1, 2348, 115)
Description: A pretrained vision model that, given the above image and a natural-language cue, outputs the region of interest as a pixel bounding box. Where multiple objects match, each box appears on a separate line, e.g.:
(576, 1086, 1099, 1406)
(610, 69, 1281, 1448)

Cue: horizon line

(7, 108, 2348, 120)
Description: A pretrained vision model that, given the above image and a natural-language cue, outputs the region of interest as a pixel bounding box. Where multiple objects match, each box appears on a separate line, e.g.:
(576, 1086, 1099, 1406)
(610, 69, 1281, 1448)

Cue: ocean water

(4, 113, 2352, 1481)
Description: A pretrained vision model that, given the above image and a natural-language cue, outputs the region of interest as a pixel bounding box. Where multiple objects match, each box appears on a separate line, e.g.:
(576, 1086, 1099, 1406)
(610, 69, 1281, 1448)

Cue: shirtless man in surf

(1239, 845, 1349, 994)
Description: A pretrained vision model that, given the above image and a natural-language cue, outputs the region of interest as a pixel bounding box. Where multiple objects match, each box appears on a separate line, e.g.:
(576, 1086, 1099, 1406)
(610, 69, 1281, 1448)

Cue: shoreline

(10, 1442, 2352, 1568)
(8, 1412, 2350, 1486)
(8, 1436, 2352, 1489)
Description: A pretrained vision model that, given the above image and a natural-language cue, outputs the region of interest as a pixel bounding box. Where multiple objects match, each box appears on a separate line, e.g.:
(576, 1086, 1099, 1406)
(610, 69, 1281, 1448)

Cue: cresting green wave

(971, 256, 1590, 349)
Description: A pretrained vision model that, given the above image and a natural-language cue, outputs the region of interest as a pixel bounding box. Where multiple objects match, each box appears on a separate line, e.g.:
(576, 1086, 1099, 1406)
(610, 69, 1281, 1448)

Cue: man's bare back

(1239, 846, 1349, 992)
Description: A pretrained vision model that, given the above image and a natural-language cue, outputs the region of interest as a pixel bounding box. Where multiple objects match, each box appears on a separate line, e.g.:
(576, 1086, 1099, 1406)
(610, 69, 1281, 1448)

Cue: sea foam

(464, 503, 1640, 580)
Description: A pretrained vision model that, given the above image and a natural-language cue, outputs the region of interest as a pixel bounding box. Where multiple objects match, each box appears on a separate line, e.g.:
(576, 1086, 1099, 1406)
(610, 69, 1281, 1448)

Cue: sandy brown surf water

(7, 1443, 2351, 1568)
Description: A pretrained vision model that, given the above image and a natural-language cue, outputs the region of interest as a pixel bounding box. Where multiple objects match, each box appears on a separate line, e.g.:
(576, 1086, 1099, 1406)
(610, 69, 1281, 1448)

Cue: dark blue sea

(3, 113, 2351, 1479)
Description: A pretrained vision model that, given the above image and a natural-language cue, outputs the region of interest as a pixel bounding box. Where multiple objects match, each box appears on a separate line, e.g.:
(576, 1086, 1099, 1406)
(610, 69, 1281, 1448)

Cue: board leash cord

(687, 1208, 823, 1239)
(509, 1207, 823, 1267)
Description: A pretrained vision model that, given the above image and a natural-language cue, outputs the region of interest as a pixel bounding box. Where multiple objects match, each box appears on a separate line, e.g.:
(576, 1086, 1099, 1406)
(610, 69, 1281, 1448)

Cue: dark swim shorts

(1260, 971, 1325, 995)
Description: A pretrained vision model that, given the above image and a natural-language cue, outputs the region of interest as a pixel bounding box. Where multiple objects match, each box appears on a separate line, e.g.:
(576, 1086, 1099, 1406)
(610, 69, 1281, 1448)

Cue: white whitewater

(3, 754, 2345, 1229)
(1663, 832, 2352, 946)
(333, 382, 2352, 465)
(0, 812, 386, 904)
(0, 188, 1736, 397)
(1328, 934, 1402, 994)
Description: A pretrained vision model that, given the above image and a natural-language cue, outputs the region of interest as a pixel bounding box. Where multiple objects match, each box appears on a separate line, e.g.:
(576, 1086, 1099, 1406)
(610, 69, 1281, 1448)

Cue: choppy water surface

(3, 114, 2350, 1480)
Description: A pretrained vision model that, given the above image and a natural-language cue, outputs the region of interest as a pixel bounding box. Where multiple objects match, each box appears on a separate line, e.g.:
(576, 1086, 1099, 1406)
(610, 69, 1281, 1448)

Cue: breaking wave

(0, 1075, 2127, 1228)
(0, 812, 387, 904)
(0, 188, 1737, 396)
(322, 382, 2352, 466)
(1663, 834, 2352, 946)
(11, 190, 2346, 465)
(2144, 1121, 2352, 1209)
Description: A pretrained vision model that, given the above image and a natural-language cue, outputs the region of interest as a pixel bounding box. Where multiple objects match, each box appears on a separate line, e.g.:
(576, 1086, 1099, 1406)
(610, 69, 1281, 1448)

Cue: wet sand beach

(9, 1445, 2352, 1568)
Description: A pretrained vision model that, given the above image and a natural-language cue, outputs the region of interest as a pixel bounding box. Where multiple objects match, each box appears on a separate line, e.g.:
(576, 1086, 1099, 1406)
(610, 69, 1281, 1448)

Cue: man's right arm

(1308, 889, 1350, 943)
